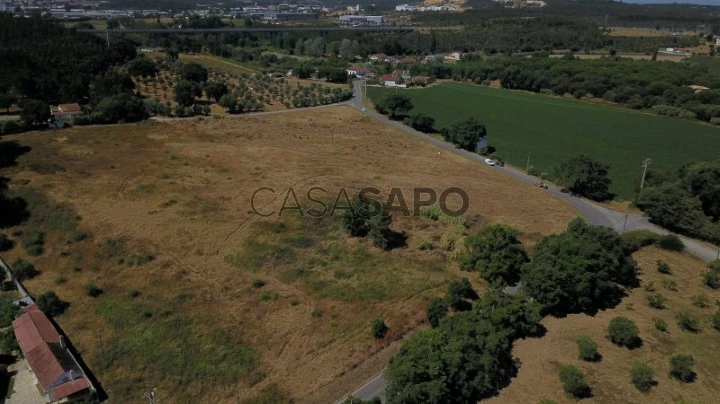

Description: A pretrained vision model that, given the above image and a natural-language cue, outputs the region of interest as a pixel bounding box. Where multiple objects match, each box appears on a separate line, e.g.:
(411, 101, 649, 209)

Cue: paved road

(340, 80, 720, 403)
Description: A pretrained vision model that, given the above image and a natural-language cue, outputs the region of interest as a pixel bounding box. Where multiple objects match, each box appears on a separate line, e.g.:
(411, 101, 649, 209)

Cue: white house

(445, 52, 464, 61)
(50, 103, 83, 128)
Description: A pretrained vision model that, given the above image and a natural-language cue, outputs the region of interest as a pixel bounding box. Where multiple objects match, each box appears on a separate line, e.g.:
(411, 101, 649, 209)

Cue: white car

(361, 107, 367, 111)
(484, 158, 496, 166)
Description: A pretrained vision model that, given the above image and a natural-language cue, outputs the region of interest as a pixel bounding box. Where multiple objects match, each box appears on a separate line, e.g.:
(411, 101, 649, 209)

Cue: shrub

(371, 319, 388, 339)
(84, 283, 103, 297)
(643, 281, 656, 292)
(621, 229, 658, 252)
(711, 310, 720, 332)
(311, 308, 322, 318)
(709, 260, 720, 272)
(702, 270, 720, 289)
(426, 297, 448, 328)
(669, 354, 695, 382)
(252, 279, 266, 288)
(0, 233, 13, 252)
(21, 230, 44, 256)
(656, 260, 671, 274)
(676, 312, 700, 332)
(630, 362, 655, 392)
(576, 336, 599, 361)
(691, 294, 710, 308)
(607, 316, 640, 347)
(54, 276, 67, 285)
(647, 293, 666, 309)
(558, 365, 590, 398)
(68, 230, 91, 243)
(36, 291, 68, 317)
(653, 318, 668, 332)
(125, 251, 154, 266)
(657, 234, 684, 252)
(662, 279, 678, 291)
(11, 259, 39, 281)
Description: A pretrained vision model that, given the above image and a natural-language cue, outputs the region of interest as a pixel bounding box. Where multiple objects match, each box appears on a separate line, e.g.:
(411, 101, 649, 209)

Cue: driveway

(6, 359, 48, 404)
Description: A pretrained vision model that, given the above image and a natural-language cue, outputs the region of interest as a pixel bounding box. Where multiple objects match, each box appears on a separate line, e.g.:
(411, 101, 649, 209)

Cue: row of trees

(408, 55, 720, 124)
(637, 161, 720, 244)
(374, 92, 488, 152)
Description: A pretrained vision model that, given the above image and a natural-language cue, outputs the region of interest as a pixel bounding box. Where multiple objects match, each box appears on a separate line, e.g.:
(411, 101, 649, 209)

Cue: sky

(622, 0, 720, 4)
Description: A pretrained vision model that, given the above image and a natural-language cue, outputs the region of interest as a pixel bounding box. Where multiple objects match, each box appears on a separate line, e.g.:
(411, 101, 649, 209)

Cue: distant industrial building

(338, 15, 386, 26)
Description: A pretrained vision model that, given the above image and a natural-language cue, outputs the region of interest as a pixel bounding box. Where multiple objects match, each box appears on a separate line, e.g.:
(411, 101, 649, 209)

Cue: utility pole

(640, 158, 652, 190)
(622, 213, 628, 234)
(525, 152, 531, 174)
(105, 29, 110, 47)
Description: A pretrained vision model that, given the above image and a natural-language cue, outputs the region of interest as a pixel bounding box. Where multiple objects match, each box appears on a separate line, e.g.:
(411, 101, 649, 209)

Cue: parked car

(484, 158, 495, 166)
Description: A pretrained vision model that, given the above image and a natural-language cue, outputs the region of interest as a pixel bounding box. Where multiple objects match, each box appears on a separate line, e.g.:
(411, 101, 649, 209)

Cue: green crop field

(367, 83, 720, 200)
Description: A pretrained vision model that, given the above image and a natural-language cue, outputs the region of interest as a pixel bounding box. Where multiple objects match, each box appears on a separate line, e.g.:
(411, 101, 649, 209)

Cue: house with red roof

(12, 305, 93, 402)
(399, 57, 416, 64)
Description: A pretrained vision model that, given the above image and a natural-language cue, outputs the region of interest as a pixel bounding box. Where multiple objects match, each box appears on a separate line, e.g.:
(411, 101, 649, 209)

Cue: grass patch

(96, 296, 259, 399)
(9, 188, 79, 232)
(368, 83, 720, 199)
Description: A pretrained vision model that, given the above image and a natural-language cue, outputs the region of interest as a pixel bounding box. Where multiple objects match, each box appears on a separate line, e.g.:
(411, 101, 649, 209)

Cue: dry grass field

(488, 247, 720, 403)
(0, 106, 578, 402)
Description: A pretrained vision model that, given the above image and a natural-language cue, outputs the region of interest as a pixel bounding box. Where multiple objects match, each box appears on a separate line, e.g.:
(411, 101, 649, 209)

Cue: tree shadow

(385, 229, 407, 250)
(0, 141, 31, 169)
(0, 178, 29, 228)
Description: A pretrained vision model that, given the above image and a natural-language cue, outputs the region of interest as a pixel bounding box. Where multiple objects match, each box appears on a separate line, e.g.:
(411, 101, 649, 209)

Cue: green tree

(174, 80, 202, 107)
(458, 224, 528, 285)
(405, 113, 435, 133)
(219, 94, 237, 113)
(607, 316, 640, 348)
(205, 81, 229, 102)
(441, 117, 487, 152)
(522, 218, 637, 315)
(426, 297, 448, 328)
(11, 258, 39, 281)
(576, 336, 599, 361)
(558, 365, 591, 398)
(371, 319, 388, 339)
(342, 194, 393, 249)
(711, 310, 720, 331)
(554, 155, 612, 201)
(36, 291, 68, 317)
(445, 277, 475, 311)
(127, 57, 158, 78)
(19, 99, 50, 126)
(375, 93, 413, 119)
(93, 93, 147, 123)
(630, 362, 655, 392)
(669, 354, 695, 382)
(0, 301, 18, 328)
(179, 62, 209, 83)
(675, 311, 700, 332)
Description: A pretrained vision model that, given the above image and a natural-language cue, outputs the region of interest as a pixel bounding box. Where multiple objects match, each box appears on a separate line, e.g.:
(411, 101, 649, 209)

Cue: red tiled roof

(51, 103, 82, 115)
(12, 305, 89, 399)
(51, 377, 91, 400)
(400, 57, 416, 63)
(381, 74, 396, 81)
(12, 305, 59, 353)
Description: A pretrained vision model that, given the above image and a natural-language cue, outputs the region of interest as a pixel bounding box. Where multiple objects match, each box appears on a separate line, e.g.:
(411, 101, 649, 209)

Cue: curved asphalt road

(338, 80, 720, 403)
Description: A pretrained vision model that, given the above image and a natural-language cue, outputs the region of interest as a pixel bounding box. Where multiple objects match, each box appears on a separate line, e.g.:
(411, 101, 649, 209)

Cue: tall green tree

(441, 117, 487, 152)
(554, 155, 612, 201)
(174, 80, 202, 107)
(19, 99, 49, 126)
(521, 218, 637, 316)
(375, 93, 414, 119)
(458, 224, 528, 285)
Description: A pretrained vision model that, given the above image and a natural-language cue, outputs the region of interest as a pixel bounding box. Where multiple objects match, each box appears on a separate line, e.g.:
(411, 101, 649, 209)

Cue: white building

(338, 15, 386, 26)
